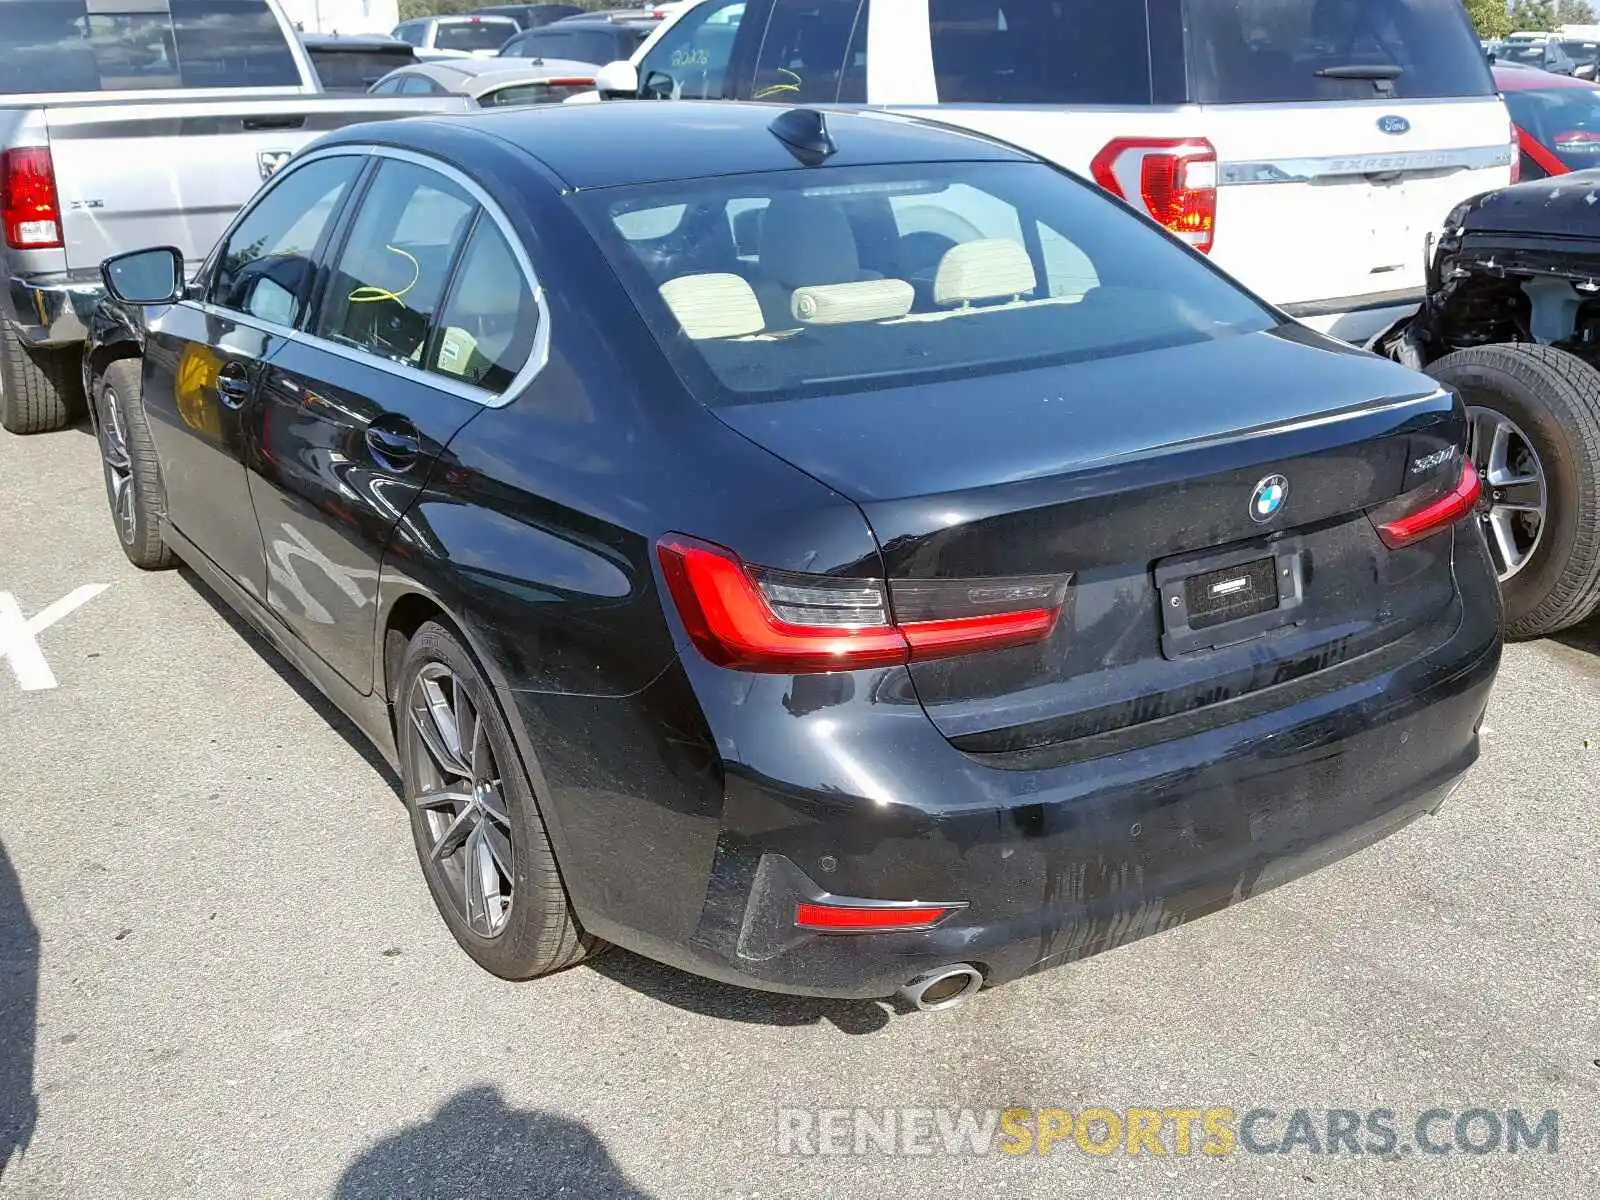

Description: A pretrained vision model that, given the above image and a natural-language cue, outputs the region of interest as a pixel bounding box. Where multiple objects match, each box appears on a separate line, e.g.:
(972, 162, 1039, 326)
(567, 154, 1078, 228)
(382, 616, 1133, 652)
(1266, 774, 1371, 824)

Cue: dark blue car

(86, 102, 1501, 1010)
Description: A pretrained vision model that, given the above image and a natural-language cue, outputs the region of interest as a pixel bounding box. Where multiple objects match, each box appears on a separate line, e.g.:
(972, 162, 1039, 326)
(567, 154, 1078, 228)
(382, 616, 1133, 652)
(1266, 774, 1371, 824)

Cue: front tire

(93, 359, 175, 570)
(0, 321, 82, 434)
(397, 621, 602, 980)
(1427, 343, 1600, 639)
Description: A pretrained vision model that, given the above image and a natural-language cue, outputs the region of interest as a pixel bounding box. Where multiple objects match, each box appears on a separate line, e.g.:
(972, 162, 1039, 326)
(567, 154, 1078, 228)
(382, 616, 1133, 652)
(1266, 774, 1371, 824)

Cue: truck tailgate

(45, 95, 469, 272)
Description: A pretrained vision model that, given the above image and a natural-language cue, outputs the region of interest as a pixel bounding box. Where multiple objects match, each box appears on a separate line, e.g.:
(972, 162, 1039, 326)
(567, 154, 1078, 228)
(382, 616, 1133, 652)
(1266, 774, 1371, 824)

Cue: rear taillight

(1510, 127, 1523, 183)
(794, 902, 959, 932)
(1, 147, 62, 250)
(1090, 137, 1217, 253)
(656, 535, 1069, 673)
(1371, 458, 1481, 549)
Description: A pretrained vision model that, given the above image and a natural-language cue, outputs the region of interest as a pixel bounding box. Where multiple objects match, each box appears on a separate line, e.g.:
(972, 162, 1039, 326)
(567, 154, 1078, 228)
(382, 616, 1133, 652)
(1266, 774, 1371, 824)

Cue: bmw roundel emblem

(1250, 474, 1289, 523)
(1377, 115, 1410, 136)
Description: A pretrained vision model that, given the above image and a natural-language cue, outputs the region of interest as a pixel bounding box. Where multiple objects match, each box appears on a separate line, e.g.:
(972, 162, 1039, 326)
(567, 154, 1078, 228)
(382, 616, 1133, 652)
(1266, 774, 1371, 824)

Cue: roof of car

(1494, 63, 1600, 91)
(398, 58, 597, 95)
(405, 101, 1033, 190)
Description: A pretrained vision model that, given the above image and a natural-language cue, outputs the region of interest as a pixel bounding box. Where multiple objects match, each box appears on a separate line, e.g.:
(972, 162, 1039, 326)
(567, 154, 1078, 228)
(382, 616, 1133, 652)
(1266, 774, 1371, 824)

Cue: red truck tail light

(1371, 458, 1481, 549)
(1090, 138, 1217, 253)
(656, 535, 1069, 673)
(1, 147, 63, 250)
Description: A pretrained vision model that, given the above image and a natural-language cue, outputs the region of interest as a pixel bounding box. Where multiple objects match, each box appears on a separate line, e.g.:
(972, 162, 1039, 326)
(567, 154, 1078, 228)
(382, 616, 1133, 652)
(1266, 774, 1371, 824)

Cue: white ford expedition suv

(594, 0, 1513, 346)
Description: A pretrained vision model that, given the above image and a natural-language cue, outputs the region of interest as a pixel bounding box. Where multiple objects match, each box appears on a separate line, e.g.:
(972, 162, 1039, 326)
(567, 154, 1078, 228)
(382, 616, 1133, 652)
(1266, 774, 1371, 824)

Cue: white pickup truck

(0, 0, 469, 434)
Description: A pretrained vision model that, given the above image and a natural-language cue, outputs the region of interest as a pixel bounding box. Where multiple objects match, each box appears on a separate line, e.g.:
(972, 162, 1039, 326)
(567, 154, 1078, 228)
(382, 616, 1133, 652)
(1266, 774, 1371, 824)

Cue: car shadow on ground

(334, 1085, 654, 1199)
(176, 565, 402, 795)
(0, 838, 39, 1182)
(589, 949, 901, 1034)
(1552, 611, 1600, 656)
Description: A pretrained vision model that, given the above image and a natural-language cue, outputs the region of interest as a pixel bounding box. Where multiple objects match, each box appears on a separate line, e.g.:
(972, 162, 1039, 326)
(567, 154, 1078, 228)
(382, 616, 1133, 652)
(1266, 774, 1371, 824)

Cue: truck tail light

(1370, 458, 1481, 549)
(1090, 138, 1217, 253)
(656, 535, 1069, 673)
(1, 147, 63, 250)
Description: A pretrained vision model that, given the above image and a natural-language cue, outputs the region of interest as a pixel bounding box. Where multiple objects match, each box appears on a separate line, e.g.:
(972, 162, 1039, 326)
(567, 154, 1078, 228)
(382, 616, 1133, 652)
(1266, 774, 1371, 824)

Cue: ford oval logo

(1250, 474, 1289, 523)
(1378, 115, 1411, 136)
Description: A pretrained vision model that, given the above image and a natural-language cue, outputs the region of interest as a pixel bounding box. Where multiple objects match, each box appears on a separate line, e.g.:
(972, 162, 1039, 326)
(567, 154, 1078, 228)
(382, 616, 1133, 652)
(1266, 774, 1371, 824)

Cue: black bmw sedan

(85, 102, 1502, 1009)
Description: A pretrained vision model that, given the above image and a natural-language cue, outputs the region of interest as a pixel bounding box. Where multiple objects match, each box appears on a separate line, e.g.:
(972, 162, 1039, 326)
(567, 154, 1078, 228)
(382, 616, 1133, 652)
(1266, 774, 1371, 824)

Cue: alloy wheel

(406, 663, 515, 938)
(99, 387, 136, 547)
(1467, 405, 1547, 582)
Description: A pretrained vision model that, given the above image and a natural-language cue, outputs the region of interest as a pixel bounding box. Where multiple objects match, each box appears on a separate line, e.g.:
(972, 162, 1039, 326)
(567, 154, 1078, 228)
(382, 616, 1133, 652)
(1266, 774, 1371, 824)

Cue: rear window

(1499, 44, 1550, 68)
(480, 79, 594, 105)
(1187, 0, 1494, 103)
(435, 18, 517, 51)
(0, 0, 300, 94)
(517, 27, 632, 64)
(310, 48, 415, 91)
(929, 0, 1152, 105)
(1561, 41, 1600, 63)
(1504, 86, 1600, 171)
(575, 162, 1273, 405)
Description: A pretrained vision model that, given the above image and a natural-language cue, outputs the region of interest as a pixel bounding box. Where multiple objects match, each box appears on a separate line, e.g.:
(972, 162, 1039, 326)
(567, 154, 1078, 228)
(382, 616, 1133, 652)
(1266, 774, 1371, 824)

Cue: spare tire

(1428, 343, 1600, 639)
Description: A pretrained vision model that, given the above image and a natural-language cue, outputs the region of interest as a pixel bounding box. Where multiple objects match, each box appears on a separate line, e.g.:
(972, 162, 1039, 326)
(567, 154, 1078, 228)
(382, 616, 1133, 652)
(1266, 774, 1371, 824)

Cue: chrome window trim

(1220, 144, 1513, 186)
(204, 143, 550, 409)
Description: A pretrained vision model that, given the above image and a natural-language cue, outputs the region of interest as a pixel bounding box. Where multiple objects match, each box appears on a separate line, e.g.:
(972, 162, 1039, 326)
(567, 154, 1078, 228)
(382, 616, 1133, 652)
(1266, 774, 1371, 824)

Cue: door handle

(365, 418, 422, 470)
(216, 363, 252, 409)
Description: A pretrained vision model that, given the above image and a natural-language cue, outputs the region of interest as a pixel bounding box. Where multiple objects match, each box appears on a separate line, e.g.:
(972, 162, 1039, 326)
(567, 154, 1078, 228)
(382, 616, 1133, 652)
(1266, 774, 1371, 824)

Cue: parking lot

(0, 418, 1594, 1199)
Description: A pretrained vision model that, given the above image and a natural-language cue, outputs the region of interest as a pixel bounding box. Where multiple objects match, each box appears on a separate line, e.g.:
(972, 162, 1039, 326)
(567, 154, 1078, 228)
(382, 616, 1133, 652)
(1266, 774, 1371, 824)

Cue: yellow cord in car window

(347, 244, 420, 304)
(754, 68, 802, 100)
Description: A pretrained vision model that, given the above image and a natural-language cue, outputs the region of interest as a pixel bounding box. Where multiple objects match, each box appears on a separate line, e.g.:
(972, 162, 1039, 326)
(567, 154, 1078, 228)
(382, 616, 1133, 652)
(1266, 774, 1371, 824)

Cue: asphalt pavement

(0, 419, 1596, 1199)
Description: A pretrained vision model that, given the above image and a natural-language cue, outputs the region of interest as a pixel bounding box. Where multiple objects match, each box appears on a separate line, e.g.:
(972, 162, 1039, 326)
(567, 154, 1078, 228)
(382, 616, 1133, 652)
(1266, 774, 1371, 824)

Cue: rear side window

(0, 0, 300, 94)
(575, 161, 1272, 404)
(429, 219, 538, 392)
(929, 0, 1151, 105)
(317, 161, 478, 368)
(311, 49, 415, 91)
(1186, 0, 1494, 103)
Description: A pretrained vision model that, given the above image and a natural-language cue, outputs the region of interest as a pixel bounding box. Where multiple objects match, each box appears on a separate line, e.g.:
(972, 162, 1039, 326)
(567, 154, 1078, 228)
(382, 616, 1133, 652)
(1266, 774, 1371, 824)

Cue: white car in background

(593, 0, 1513, 347)
(391, 13, 520, 58)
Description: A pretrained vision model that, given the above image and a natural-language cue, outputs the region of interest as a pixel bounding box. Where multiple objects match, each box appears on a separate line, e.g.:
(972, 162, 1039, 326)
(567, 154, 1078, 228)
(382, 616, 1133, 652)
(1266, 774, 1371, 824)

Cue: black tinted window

(517, 28, 622, 63)
(311, 49, 415, 91)
(429, 219, 537, 392)
(930, 0, 1151, 104)
(213, 157, 361, 326)
(435, 19, 517, 51)
(0, 0, 298, 94)
(753, 0, 864, 103)
(1187, 0, 1493, 103)
(1504, 87, 1600, 171)
(317, 161, 477, 368)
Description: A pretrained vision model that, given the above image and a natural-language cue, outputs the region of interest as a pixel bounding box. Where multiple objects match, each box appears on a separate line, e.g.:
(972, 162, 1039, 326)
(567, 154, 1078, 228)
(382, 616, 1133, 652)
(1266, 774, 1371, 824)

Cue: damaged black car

(1390, 175, 1600, 638)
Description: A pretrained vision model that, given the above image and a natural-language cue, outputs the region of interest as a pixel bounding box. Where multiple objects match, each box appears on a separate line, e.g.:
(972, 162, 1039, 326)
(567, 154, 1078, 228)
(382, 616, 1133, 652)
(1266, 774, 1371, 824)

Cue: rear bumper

(573, 525, 1502, 1000)
(2, 270, 103, 347)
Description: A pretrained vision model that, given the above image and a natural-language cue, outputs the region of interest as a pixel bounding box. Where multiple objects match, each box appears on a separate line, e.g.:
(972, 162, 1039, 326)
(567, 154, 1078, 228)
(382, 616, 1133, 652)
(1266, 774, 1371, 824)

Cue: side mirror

(640, 69, 676, 100)
(102, 247, 184, 306)
(594, 60, 639, 99)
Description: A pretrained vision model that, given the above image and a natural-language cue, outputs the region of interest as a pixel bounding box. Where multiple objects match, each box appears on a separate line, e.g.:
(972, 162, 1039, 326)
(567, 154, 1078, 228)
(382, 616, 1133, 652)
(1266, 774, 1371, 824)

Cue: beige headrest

(792, 279, 915, 325)
(933, 238, 1037, 306)
(659, 273, 764, 339)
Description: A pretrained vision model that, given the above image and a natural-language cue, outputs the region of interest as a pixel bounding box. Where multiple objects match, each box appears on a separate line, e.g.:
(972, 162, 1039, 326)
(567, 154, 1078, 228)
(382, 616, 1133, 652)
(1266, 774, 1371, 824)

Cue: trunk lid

(713, 327, 1465, 752)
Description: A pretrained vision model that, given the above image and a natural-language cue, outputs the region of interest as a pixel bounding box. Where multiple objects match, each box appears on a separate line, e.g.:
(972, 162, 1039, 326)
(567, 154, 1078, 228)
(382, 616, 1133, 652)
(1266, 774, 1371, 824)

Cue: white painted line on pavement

(0, 584, 110, 691)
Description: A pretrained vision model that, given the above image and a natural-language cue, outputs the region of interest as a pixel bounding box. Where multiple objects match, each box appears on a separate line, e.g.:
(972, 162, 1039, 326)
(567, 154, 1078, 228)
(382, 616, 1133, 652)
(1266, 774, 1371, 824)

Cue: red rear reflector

(1, 147, 62, 250)
(1374, 458, 1481, 549)
(794, 902, 957, 932)
(656, 535, 1068, 674)
(1090, 137, 1217, 253)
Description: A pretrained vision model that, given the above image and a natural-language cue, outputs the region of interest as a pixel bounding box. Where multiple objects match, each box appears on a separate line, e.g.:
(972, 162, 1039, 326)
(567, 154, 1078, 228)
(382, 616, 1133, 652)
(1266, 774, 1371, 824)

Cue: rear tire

(397, 621, 603, 980)
(93, 359, 175, 570)
(1427, 343, 1600, 638)
(0, 321, 81, 434)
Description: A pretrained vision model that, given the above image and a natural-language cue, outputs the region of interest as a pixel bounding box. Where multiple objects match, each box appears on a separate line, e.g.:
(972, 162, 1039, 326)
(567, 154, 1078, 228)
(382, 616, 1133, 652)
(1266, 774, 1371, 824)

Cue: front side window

(637, 0, 747, 99)
(575, 161, 1273, 404)
(316, 160, 477, 368)
(1186, 0, 1494, 103)
(929, 0, 1150, 104)
(429, 220, 538, 392)
(0, 0, 299, 95)
(752, 0, 864, 103)
(211, 156, 362, 326)
(435, 19, 518, 52)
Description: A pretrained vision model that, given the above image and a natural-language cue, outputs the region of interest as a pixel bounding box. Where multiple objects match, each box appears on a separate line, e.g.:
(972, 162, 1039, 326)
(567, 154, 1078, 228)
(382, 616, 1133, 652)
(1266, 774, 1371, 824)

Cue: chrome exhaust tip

(898, 964, 984, 1012)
